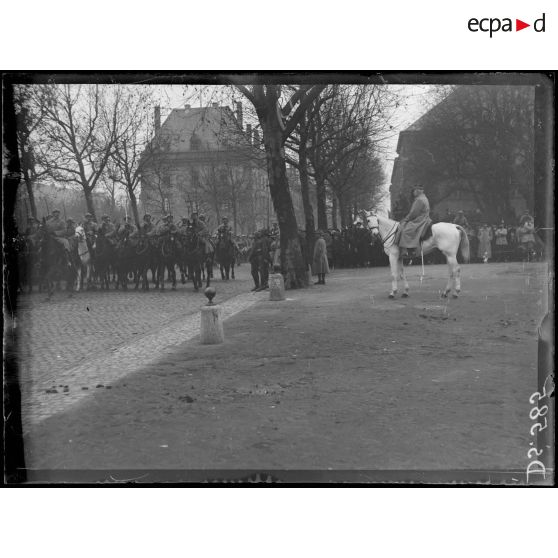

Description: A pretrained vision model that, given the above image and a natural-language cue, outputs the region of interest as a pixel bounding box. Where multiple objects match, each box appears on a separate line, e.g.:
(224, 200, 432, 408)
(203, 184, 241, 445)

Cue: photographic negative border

(3, 71, 555, 485)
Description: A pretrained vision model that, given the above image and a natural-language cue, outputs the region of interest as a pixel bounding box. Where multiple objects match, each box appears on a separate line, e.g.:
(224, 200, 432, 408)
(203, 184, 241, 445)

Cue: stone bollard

(200, 287, 224, 344)
(269, 272, 285, 301)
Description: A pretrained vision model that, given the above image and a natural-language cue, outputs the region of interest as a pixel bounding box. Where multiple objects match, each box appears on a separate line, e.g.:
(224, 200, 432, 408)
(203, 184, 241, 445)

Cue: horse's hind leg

(231, 263, 235, 280)
(442, 255, 458, 298)
(400, 259, 409, 297)
(388, 253, 399, 298)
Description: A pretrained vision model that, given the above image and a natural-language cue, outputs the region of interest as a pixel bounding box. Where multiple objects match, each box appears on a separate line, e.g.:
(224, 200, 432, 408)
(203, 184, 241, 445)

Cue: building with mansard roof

(139, 102, 305, 234)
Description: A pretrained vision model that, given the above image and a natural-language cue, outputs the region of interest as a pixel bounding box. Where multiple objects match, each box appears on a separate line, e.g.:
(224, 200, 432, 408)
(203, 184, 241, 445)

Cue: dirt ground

(22, 261, 549, 483)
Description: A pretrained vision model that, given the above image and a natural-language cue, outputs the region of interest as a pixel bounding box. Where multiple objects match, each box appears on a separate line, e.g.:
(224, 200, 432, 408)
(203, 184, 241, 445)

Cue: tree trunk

(262, 113, 307, 288)
(23, 175, 37, 219)
(128, 188, 141, 228)
(298, 126, 315, 266)
(331, 194, 338, 229)
(83, 188, 96, 220)
(339, 194, 347, 228)
(316, 171, 328, 230)
(232, 190, 238, 235)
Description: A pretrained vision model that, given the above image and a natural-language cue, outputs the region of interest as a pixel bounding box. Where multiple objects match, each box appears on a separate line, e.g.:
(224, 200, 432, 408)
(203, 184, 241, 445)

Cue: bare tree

(304, 85, 398, 230)
(13, 85, 49, 219)
(29, 84, 124, 220)
(399, 85, 534, 222)
(107, 87, 159, 227)
(234, 84, 326, 288)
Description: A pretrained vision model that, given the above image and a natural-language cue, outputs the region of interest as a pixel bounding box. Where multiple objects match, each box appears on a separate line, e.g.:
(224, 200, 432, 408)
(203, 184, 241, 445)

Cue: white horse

(74, 224, 95, 291)
(361, 211, 470, 299)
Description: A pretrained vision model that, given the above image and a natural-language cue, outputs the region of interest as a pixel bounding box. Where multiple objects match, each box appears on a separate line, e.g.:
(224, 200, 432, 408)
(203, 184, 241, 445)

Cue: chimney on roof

(154, 105, 161, 132)
(245, 123, 252, 145)
(185, 104, 191, 109)
(236, 101, 243, 130)
(212, 102, 219, 108)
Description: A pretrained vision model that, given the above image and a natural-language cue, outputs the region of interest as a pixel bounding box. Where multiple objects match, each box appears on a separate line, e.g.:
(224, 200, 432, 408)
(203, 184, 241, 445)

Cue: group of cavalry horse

(16, 223, 238, 300)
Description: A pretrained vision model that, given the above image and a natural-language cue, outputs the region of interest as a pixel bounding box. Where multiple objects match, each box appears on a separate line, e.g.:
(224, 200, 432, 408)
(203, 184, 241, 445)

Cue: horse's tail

(456, 225, 470, 263)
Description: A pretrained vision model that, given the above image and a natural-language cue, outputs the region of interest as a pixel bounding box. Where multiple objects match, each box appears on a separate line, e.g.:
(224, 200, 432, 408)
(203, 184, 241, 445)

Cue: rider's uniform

(192, 220, 212, 253)
(46, 215, 71, 252)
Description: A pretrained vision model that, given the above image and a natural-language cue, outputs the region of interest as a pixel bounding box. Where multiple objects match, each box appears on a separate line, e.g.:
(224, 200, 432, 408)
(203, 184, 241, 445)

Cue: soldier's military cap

(84, 213, 93, 218)
(143, 213, 151, 220)
(52, 208, 61, 214)
(101, 214, 110, 220)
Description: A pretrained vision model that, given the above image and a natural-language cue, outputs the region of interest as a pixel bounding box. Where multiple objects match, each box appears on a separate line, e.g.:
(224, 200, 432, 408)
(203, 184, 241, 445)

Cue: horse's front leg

(75, 266, 82, 292)
(400, 260, 409, 297)
(388, 253, 399, 298)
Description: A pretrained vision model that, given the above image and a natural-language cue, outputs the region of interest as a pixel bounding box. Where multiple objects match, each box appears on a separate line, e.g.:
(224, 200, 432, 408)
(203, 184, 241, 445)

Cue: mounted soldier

(397, 184, 432, 259)
(45, 208, 72, 263)
(190, 211, 212, 255)
(156, 213, 177, 236)
(132, 213, 155, 238)
(119, 216, 137, 241)
(99, 214, 116, 242)
(177, 217, 190, 235)
(82, 213, 98, 243)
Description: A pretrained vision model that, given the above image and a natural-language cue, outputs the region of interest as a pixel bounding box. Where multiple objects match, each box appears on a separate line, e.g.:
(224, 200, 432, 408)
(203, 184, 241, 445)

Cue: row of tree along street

(13, 82, 398, 289)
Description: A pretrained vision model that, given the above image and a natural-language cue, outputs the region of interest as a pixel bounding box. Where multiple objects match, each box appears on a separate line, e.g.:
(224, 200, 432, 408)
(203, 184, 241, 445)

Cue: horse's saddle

(420, 220, 433, 242)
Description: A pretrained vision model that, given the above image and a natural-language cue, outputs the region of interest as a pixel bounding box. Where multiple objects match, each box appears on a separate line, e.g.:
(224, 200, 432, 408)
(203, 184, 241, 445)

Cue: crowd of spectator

(444, 208, 544, 263)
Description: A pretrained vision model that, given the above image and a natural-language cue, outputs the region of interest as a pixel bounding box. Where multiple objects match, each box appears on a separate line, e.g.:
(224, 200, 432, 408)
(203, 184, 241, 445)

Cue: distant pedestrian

(494, 220, 509, 262)
(477, 224, 493, 262)
(312, 230, 330, 285)
(453, 210, 470, 228)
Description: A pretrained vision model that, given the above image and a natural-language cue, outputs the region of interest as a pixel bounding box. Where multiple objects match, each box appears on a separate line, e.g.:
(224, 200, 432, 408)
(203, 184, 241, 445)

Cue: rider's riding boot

(251, 284, 260, 292)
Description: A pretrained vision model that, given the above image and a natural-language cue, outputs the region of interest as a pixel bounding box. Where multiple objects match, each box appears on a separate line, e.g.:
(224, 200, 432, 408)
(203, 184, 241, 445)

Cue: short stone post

(200, 287, 224, 344)
(269, 267, 285, 301)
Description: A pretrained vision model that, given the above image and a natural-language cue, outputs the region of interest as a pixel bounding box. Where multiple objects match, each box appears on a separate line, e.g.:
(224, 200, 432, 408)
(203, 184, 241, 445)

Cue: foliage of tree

(400, 85, 534, 222)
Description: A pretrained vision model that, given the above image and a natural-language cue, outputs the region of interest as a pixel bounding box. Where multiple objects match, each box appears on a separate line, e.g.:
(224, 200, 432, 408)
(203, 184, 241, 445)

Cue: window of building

(190, 133, 202, 151)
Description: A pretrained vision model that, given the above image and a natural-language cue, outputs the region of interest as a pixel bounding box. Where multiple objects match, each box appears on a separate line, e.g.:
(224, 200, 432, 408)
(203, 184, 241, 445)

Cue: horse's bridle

(364, 214, 398, 247)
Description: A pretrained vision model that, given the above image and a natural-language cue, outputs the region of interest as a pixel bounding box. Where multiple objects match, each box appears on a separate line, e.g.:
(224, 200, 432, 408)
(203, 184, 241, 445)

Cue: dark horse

(94, 232, 115, 290)
(183, 229, 212, 291)
(132, 235, 156, 291)
(36, 227, 77, 301)
(215, 231, 236, 280)
(154, 232, 181, 291)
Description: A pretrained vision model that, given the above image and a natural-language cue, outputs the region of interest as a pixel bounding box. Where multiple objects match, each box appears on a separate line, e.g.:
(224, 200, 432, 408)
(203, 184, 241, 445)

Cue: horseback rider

(65, 218, 76, 237)
(398, 184, 432, 258)
(100, 215, 117, 245)
(177, 217, 190, 234)
(190, 211, 212, 254)
(131, 213, 154, 237)
(157, 213, 177, 236)
(120, 216, 137, 239)
(217, 217, 232, 238)
(45, 209, 73, 263)
(83, 212, 98, 238)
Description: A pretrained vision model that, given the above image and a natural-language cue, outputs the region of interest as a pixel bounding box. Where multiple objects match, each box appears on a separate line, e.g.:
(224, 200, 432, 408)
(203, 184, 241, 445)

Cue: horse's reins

(366, 217, 398, 247)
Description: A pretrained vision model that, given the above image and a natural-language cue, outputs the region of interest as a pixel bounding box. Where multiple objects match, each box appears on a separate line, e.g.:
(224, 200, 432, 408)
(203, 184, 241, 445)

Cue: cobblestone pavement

(16, 265, 264, 431)
(22, 262, 549, 477)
